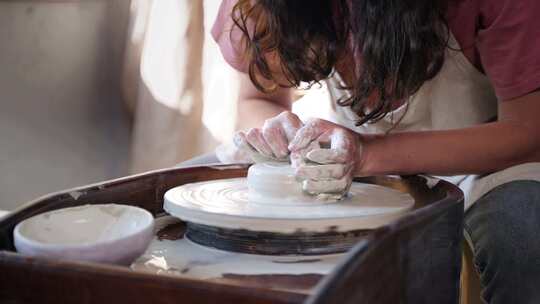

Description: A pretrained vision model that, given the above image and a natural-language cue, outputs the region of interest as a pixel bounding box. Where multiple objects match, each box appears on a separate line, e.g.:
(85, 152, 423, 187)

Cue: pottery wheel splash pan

(164, 164, 415, 255)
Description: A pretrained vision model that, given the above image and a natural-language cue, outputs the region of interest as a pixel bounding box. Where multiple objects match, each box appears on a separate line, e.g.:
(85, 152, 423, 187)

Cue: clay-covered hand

(233, 111, 303, 163)
(288, 118, 360, 199)
(214, 142, 253, 164)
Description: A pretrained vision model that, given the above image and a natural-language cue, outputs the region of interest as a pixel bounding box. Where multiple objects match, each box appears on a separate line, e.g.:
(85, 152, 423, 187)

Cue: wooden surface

(0, 165, 463, 303)
(461, 243, 483, 304)
(308, 177, 464, 304)
(0, 251, 303, 304)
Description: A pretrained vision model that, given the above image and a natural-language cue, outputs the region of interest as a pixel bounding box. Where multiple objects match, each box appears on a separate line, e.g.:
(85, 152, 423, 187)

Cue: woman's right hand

(234, 111, 303, 162)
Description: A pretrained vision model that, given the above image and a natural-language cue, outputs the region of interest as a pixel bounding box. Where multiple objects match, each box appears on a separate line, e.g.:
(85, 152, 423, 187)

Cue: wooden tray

(0, 164, 464, 303)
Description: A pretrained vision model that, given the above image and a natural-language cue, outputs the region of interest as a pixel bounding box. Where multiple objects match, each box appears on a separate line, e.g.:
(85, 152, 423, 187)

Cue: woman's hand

(234, 111, 303, 162)
(289, 118, 361, 199)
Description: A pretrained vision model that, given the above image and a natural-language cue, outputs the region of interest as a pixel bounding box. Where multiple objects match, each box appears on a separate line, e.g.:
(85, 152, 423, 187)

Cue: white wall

(0, 1, 131, 210)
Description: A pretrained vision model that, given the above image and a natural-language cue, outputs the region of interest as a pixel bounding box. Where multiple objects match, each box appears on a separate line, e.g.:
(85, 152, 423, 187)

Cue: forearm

(235, 73, 293, 131)
(358, 121, 540, 176)
(236, 98, 289, 131)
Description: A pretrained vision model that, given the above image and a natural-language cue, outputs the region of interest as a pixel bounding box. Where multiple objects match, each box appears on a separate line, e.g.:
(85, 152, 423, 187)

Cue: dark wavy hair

(232, 0, 450, 125)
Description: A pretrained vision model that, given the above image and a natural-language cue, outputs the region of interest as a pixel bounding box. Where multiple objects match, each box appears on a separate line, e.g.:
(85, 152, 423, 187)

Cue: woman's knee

(465, 181, 540, 236)
(464, 180, 540, 303)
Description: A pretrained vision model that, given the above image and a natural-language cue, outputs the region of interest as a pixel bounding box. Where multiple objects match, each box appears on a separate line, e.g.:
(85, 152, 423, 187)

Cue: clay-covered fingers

(306, 128, 356, 163)
(288, 118, 327, 152)
(233, 131, 253, 152)
(261, 111, 303, 159)
(234, 131, 267, 162)
(305, 148, 349, 164)
(233, 111, 304, 162)
(302, 173, 352, 195)
(262, 121, 289, 159)
(276, 111, 303, 141)
(297, 162, 353, 197)
(235, 130, 281, 163)
(287, 118, 359, 199)
(295, 163, 350, 180)
(245, 128, 274, 157)
(290, 141, 321, 168)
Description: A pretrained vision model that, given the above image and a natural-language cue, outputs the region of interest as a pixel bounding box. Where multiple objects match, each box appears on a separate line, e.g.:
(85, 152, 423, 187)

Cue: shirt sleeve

(477, 0, 540, 101)
(211, 0, 249, 73)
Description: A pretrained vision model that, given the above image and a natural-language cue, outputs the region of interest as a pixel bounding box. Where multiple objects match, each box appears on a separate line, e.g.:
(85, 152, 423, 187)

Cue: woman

(211, 0, 540, 302)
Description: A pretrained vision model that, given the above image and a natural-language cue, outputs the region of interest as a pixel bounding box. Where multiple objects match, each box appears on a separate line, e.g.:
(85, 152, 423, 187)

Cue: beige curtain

(122, 0, 240, 173)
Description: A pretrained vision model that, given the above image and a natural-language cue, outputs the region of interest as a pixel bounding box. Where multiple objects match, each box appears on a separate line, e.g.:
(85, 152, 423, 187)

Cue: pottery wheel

(164, 163, 415, 255)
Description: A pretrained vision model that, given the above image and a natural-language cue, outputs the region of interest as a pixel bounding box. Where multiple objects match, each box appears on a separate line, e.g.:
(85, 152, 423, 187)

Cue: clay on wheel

(163, 163, 416, 233)
(247, 162, 312, 205)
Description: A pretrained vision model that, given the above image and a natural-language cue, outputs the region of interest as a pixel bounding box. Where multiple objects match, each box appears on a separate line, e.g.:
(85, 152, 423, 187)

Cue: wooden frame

(0, 165, 463, 303)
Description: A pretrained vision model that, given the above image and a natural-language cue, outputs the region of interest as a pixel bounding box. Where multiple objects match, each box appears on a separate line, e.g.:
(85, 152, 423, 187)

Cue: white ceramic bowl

(14, 204, 154, 265)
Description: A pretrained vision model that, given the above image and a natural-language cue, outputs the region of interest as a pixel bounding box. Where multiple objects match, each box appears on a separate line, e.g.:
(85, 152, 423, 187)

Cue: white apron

(326, 34, 540, 210)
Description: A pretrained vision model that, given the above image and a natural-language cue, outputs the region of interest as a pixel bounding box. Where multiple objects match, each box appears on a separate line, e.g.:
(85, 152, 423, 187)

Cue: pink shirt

(212, 0, 540, 101)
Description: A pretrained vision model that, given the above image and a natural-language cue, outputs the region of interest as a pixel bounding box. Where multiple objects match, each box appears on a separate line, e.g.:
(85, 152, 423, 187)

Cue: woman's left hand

(288, 118, 361, 199)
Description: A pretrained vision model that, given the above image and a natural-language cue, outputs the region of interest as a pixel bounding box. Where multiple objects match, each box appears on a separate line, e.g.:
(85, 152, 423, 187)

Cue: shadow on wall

(0, 1, 131, 210)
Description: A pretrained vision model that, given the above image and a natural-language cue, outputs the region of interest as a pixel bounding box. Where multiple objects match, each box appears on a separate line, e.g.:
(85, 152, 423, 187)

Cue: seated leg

(464, 180, 540, 304)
